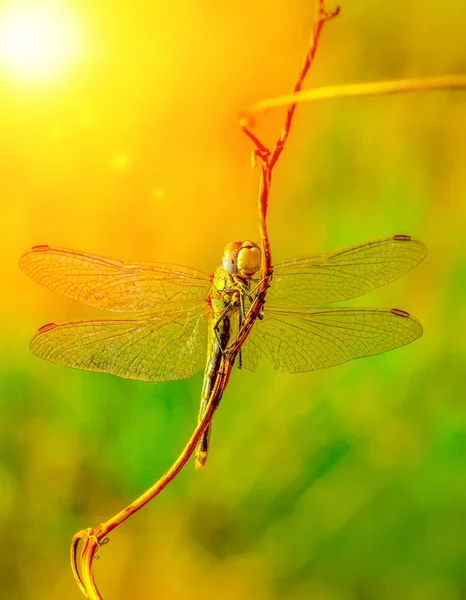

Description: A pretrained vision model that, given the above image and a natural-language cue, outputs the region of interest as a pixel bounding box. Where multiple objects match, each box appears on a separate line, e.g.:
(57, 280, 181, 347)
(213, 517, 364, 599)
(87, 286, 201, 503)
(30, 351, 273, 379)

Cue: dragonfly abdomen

(195, 269, 243, 469)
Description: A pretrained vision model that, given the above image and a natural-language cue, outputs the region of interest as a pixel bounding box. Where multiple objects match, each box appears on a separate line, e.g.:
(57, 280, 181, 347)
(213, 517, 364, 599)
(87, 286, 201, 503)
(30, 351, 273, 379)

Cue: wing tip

(392, 234, 428, 263)
(390, 307, 410, 318)
(19, 245, 51, 271)
(390, 307, 423, 339)
(21, 245, 51, 260)
(393, 233, 427, 247)
(37, 322, 58, 334)
(31, 244, 52, 252)
(30, 323, 58, 352)
(393, 234, 412, 242)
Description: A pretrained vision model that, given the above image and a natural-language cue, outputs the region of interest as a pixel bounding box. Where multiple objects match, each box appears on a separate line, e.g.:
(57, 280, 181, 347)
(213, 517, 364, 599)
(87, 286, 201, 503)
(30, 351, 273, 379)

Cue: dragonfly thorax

(222, 240, 261, 278)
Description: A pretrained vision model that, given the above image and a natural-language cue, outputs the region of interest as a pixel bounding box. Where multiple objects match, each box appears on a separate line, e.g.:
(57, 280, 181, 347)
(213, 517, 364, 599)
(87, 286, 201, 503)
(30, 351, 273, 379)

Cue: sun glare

(0, 3, 82, 81)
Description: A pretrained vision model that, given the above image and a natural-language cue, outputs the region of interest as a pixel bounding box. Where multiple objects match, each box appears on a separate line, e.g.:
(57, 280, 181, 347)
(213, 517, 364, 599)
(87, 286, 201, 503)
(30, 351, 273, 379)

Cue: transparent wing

(20, 245, 211, 312)
(268, 235, 427, 306)
(30, 306, 209, 382)
(241, 304, 422, 373)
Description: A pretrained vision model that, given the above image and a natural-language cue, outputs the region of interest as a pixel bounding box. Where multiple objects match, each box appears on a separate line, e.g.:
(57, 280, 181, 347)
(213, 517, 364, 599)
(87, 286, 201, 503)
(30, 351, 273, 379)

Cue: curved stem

(249, 74, 466, 114)
(70, 2, 338, 596)
(71, 360, 233, 597)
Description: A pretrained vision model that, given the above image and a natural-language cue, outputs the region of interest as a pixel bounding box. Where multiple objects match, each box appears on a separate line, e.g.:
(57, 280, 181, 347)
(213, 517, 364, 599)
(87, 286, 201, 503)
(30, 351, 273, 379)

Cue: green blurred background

(1, 1, 465, 598)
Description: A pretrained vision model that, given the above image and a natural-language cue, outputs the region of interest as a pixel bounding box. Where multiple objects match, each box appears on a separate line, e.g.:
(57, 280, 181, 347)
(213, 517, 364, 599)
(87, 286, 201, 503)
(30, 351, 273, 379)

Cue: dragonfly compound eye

(222, 241, 242, 275)
(237, 241, 261, 277)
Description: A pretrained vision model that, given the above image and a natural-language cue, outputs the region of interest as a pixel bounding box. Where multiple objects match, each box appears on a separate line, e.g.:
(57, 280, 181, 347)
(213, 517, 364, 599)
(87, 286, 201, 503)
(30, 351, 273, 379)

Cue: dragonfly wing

(20, 245, 211, 312)
(241, 304, 422, 373)
(270, 235, 427, 305)
(30, 307, 209, 382)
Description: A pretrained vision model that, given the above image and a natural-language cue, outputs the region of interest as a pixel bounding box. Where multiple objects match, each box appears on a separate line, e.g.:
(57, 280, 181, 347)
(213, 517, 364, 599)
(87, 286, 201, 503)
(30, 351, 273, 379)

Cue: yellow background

(1, 1, 465, 598)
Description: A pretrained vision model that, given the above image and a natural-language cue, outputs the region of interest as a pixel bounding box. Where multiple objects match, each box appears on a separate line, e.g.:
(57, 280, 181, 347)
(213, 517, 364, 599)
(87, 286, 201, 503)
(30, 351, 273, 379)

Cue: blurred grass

(1, 1, 466, 599)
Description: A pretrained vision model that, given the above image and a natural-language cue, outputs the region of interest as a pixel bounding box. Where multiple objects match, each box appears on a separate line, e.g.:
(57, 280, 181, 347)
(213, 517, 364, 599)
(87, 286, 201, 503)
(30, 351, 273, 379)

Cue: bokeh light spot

(152, 187, 166, 200)
(113, 153, 130, 171)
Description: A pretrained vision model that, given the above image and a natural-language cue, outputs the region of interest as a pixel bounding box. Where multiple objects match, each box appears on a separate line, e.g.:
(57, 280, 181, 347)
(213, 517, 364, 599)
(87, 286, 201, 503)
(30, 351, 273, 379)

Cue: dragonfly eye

(222, 241, 242, 274)
(222, 257, 237, 274)
(237, 241, 261, 277)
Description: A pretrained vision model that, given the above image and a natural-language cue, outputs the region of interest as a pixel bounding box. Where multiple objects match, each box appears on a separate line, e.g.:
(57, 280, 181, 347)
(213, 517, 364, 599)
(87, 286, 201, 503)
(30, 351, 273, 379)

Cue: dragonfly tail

(195, 425, 211, 469)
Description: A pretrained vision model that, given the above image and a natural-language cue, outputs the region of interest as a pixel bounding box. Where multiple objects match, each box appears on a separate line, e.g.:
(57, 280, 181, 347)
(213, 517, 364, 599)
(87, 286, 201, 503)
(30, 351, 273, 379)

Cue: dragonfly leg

(248, 272, 273, 298)
(235, 274, 270, 323)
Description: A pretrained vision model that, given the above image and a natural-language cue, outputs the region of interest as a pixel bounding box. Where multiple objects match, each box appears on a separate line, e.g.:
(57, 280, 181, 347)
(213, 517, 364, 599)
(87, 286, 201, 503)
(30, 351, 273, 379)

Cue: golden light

(0, 3, 82, 81)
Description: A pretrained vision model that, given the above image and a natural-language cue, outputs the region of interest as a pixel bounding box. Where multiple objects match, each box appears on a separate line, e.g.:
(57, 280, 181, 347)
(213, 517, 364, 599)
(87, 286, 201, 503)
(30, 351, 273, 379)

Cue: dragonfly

(20, 234, 427, 468)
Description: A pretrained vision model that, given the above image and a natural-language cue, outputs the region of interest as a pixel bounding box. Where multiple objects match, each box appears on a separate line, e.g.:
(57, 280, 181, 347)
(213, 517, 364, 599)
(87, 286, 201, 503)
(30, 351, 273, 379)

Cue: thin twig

(238, 0, 339, 297)
(248, 74, 466, 114)
(72, 360, 233, 598)
(71, 2, 338, 596)
(269, 2, 340, 169)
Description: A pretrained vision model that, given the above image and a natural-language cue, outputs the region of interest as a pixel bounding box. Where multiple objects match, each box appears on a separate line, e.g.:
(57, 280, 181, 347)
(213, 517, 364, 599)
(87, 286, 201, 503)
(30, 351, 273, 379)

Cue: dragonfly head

(222, 240, 261, 278)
